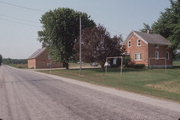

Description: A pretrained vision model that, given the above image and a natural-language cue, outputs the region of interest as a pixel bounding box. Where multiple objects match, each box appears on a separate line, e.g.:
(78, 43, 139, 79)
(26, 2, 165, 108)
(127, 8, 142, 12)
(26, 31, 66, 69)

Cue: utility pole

(79, 16, 82, 72)
(120, 56, 123, 75)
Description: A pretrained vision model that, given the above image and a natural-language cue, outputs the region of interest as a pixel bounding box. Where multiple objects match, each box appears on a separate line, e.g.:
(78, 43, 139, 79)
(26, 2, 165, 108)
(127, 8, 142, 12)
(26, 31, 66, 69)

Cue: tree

(140, 23, 153, 33)
(0, 54, 2, 66)
(2, 58, 27, 64)
(75, 25, 124, 70)
(151, 0, 180, 50)
(38, 8, 95, 69)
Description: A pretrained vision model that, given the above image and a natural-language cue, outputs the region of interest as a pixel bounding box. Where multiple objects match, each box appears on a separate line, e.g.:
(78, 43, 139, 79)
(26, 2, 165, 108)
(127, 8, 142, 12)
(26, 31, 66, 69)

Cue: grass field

(40, 62, 180, 102)
(10, 64, 27, 69)
(69, 62, 100, 68)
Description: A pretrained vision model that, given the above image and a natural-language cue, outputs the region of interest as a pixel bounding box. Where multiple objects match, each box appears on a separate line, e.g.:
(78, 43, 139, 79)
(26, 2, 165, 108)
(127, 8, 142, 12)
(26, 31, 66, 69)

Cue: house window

(128, 40, 131, 47)
(155, 44, 159, 48)
(155, 51, 159, 59)
(137, 39, 141, 46)
(135, 53, 142, 60)
(113, 58, 117, 65)
(48, 54, 51, 60)
(166, 52, 169, 60)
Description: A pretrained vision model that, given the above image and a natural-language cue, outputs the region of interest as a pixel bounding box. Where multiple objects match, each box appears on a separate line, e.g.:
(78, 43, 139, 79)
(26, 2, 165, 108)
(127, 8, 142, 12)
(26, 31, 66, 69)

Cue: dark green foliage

(38, 8, 96, 69)
(175, 53, 180, 60)
(132, 64, 146, 69)
(151, 0, 180, 50)
(3, 58, 27, 64)
(127, 63, 145, 69)
(140, 23, 153, 33)
(0, 54, 2, 65)
(123, 55, 131, 67)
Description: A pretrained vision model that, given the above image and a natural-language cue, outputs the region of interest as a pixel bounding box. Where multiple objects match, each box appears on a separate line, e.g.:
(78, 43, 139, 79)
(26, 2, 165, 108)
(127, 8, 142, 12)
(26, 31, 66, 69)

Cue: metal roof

(124, 31, 171, 45)
(28, 48, 46, 59)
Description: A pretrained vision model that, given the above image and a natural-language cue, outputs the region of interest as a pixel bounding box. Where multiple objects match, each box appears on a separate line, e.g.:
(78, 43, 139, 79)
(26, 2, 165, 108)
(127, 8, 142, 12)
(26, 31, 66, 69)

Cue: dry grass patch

(146, 81, 180, 94)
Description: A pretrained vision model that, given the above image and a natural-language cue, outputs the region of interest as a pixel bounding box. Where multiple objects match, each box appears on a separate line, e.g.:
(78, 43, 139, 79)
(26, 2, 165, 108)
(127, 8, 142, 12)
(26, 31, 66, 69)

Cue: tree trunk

(63, 61, 69, 69)
(100, 62, 105, 71)
(65, 62, 69, 69)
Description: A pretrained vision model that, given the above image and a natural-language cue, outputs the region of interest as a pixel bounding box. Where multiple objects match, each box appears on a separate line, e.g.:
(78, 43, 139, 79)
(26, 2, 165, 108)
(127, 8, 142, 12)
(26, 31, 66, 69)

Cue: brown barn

(28, 48, 62, 69)
(124, 31, 173, 68)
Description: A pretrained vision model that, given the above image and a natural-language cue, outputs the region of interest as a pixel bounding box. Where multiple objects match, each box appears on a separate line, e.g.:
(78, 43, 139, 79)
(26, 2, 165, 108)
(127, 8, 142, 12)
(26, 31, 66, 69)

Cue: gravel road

(0, 65, 180, 120)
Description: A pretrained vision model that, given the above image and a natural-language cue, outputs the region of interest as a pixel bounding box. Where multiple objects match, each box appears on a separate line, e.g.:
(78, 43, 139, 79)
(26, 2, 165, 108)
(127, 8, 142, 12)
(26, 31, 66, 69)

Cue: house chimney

(147, 29, 150, 34)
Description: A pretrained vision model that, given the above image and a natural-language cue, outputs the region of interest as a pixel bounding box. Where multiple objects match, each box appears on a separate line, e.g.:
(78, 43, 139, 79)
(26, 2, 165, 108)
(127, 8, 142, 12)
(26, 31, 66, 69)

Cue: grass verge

(39, 65, 180, 102)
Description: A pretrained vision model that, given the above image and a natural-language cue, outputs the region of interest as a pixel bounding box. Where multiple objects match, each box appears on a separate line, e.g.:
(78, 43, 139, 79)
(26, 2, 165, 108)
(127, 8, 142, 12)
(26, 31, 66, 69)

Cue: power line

(0, 14, 39, 24)
(0, 17, 41, 27)
(0, 1, 45, 12)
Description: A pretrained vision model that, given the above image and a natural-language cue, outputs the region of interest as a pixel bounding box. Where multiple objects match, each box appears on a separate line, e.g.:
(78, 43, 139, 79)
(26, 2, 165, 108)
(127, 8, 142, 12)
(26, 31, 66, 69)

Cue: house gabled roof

(124, 31, 171, 45)
(28, 48, 46, 59)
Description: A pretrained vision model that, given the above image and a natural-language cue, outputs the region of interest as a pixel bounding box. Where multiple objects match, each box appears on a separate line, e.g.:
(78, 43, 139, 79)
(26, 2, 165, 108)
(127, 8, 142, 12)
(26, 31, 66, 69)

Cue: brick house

(124, 31, 173, 68)
(28, 48, 62, 69)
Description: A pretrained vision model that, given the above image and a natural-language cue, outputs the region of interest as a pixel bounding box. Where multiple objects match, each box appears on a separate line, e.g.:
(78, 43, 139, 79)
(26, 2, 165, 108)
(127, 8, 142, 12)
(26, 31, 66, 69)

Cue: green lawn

(39, 64, 180, 102)
(69, 62, 100, 68)
(173, 61, 180, 66)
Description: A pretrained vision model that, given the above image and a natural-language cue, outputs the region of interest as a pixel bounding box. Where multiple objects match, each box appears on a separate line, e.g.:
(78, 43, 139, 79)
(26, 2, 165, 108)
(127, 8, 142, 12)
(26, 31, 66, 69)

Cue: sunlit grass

(39, 62, 180, 102)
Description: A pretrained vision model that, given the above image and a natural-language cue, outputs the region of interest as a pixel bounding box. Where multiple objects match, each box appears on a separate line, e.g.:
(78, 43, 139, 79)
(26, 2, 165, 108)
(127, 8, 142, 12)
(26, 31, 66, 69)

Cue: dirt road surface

(0, 65, 180, 120)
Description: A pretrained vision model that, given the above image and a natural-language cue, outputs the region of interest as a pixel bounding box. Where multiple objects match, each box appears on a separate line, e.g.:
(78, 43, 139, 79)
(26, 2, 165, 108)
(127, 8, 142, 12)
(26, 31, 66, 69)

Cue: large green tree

(38, 8, 95, 69)
(151, 0, 180, 50)
(0, 54, 2, 66)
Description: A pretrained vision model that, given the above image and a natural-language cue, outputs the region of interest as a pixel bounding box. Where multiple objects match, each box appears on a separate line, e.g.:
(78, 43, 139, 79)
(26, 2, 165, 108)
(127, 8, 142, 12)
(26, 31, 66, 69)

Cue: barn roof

(28, 48, 46, 59)
(124, 31, 171, 45)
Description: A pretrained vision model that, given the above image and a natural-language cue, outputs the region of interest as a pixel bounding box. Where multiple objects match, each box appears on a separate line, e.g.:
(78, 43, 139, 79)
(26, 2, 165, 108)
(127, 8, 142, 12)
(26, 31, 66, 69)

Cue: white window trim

(166, 51, 169, 60)
(135, 53, 142, 61)
(137, 39, 141, 46)
(155, 51, 160, 59)
(128, 40, 131, 47)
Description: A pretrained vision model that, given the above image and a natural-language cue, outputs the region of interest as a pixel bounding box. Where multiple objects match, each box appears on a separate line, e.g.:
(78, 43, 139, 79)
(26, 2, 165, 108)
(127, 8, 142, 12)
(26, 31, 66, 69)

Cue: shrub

(133, 64, 145, 69)
(123, 55, 131, 67)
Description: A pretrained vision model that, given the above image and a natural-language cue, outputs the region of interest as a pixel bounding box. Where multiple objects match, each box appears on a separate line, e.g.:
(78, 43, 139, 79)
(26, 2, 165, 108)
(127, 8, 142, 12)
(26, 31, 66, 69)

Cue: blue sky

(0, 0, 170, 59)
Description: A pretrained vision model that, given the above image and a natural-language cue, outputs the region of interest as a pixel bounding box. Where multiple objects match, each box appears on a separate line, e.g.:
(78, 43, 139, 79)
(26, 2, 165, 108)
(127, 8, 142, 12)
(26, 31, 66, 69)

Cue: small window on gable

(166, 52, 169, 60)
(137, 39, 141, 46)
(128, 40, 131, 47)
(155, 51, 159, 59)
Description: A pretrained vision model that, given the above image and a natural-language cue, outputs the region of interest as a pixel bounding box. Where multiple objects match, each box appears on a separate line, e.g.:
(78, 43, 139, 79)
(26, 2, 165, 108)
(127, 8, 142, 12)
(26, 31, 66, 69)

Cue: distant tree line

(0, 54, 2, 66)
(3, 58, 27, 64)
